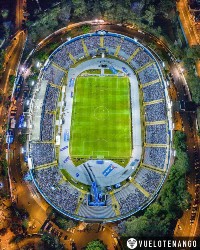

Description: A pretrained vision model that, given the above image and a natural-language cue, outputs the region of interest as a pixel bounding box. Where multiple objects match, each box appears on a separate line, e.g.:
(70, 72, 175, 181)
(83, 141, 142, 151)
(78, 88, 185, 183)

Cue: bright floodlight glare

(31, 81, 35, 86)
(95, 19, 98, 22)
(36, 61, 40, 68)
(21, 66, 25, 72)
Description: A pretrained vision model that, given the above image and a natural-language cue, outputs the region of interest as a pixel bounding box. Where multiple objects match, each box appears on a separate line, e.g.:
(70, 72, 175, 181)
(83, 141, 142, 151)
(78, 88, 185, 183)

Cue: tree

(158, 0, 176, 14)
(81, 24, 91, 34)
(0, 49, 5, 71)
(0, 228, 7, 236)
(86, 240, 107, 250)
(18, 134, 27, 145)
(0, 92, 3, 103)
(72, 0, 87, 18)
(9, 75, 15, 88)
(54, 216, 76, 230)
(125, 216, 148, 237)
(41, 232, 64, 250)
(143, 6, 156, 26)
(0, 158, 8, 176)
(173, 131, 187, 151)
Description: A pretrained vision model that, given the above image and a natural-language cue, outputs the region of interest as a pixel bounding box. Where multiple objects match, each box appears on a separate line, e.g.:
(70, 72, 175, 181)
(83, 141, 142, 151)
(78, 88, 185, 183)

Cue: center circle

(94, 106, 109, 120)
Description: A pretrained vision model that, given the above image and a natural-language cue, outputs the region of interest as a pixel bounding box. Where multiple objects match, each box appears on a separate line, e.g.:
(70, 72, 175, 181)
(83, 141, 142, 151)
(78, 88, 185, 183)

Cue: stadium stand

(118, 39, 138, 59)
(145, 102, 167, 122)
(131, 49, 152, 69)
(146, 124, 167, 144)
(143, 147, 167, 169)
(41, 113, 54, 141)
(138, 64, 159, 84)
(35, 166, 80, 214)
(114, 184, 147, 215)
(43, 65, 65, 85)
(142, 82, 164, 102)
(134, 167, 162, 194)
(31, 143, 55, 166)
(67, 39, 85, 58)
(43, 85, 59, 112)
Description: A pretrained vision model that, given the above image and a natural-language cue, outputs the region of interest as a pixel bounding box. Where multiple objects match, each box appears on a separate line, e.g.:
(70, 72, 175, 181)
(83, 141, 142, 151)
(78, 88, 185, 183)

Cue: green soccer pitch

(69, 76, 132, 161)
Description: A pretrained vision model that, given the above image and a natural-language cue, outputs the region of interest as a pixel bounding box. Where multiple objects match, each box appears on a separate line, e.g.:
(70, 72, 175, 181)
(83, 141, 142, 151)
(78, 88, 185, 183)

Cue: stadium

(27, 31, 173, 222)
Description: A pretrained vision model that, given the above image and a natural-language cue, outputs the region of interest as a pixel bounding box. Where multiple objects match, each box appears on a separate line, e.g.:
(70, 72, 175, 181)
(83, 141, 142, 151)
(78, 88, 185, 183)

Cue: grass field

(69, 76, 132, 161)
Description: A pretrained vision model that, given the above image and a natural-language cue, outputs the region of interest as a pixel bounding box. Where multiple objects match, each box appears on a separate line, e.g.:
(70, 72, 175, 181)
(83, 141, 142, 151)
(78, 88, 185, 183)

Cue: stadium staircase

(52, 62, 68, 73)
(75, 192, 88, 215)
(100, 36, 104, 47)
(68, 53, 77, 64)
(136, 61, 155, 73)
(34, 161, 58, 170)
(114, 44, 121, 57)
(45, 110, 56, 115)
(131, 180, 150, 198)
(127, 47, 140, 63)
(144, 143, 168, 148)
(109, 192, 121, 216)
(49, 82, 62, 89)
(31, 141, 55, 144)
(58, 177, 67, 185)
(145, 120, 167, 125)
(141, 78, 160, 88)
(142, 164, 165, 174)
(143, 98, 164, 106)
(81, 39, 89, 57)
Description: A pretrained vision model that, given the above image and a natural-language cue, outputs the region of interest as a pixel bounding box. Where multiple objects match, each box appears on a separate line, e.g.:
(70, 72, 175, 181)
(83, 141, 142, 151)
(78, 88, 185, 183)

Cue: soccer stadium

(27, 31, 173, 222)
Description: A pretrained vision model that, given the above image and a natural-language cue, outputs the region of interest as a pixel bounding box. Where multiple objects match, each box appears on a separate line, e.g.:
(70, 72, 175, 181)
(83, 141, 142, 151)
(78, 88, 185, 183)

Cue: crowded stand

(41, 113, 54, 141)
(119, 39, 138, 57)
(52, 46, 73, 69)
(145, 102, 166, 122)
(104, 36, 120, 49)
(35, 167, 80, 214)
(43, 65, 64, 85)
(135, 167, 162, 194)
(131, 49, 152, 69)
(67, 39, 84, 58)
(143, 147, 167, 169)
(142, 82, 164, 102)
(115, 184, 147, 215)
(84, 36, 100, 51)
(138, 64, 159, 84)
(43, 85, 59, 112)
(146, 124, 167, 144)
(31, 143, 55, 166)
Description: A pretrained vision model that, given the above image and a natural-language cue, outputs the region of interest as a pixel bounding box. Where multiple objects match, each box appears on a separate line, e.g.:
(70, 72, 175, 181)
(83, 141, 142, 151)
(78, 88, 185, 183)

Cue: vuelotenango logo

(126, 238, 198, 249)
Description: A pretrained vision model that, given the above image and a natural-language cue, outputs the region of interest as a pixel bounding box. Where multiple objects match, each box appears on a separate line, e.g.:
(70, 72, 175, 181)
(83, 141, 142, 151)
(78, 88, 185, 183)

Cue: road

(177, 0, 200, 46)
(0, 31, 26, 132)
(174, 112, 200, 238)
(15, 0, 25, 31)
